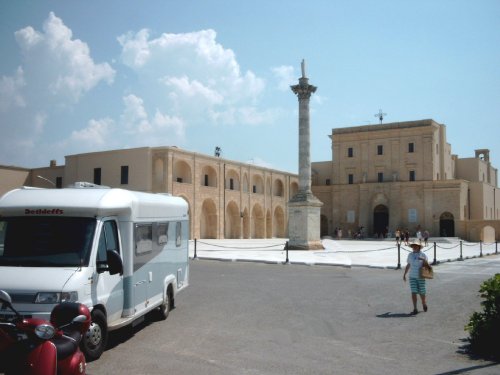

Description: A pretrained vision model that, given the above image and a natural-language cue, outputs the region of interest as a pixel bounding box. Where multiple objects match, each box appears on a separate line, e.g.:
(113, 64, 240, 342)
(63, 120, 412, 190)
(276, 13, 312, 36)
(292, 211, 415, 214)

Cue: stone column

(288, 60, 324, 250)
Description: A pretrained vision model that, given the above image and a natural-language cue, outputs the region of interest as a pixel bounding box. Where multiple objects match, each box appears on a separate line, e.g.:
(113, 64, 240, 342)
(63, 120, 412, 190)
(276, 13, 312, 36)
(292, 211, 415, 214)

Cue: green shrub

(465, 273, 500, 358)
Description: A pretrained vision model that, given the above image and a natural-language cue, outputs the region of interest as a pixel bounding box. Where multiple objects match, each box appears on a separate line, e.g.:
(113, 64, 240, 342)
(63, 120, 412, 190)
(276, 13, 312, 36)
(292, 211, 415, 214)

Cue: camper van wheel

(82, 309, 108, 361)
(158, 287, 172, 320)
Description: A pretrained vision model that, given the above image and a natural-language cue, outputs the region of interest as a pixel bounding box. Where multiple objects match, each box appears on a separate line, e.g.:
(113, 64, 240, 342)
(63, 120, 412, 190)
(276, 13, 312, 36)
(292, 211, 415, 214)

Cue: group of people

(395, 228, 429, 247)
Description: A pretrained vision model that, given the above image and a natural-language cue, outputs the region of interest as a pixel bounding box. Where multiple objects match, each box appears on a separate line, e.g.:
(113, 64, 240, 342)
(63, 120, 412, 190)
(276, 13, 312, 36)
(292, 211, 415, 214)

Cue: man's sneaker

(423, 304, 428, 312)
(411, 309, 418, 315)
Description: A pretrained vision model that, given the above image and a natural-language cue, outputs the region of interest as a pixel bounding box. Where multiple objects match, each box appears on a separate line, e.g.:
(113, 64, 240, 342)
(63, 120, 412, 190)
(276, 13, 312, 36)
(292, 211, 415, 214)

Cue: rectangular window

(326, 179, 331, 186)
(409, 170, 416, 181)
(348, 147, 354, 158)
(408, 143, 415, 153)
(93, 168, 101, 185)
(204, 174, 209, 187)
(408, 208, 418, 223)
(347, 210, 355, 223)
(230, 178, 234, 190)
(135, 224, 152, 255)
(56, 177, 62, 188)
(176, 177, 183, 183)
(121, 166, 129, 185)
(253, 185, 257, 193)
(378, 172, 384, 182)
(157, 223, 169, 245)
(348, 174, 354, 184)
(377, 145, 383, 155)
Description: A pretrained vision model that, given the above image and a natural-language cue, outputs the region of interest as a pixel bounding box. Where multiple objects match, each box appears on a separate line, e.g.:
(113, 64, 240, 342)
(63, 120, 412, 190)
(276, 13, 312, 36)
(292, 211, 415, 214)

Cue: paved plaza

(87, 255, 500, 375)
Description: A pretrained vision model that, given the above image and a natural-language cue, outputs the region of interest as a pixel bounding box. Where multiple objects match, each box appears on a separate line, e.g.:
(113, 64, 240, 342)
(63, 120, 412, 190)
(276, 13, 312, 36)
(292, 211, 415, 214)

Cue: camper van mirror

(106, 250, 123, 276)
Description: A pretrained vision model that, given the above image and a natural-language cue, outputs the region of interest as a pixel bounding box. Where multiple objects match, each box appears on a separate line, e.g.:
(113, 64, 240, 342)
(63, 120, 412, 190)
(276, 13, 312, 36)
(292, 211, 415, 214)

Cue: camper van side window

(135, 224, 153, 255)
(176, 222, 182, 247)
(157, 223, 168, 245)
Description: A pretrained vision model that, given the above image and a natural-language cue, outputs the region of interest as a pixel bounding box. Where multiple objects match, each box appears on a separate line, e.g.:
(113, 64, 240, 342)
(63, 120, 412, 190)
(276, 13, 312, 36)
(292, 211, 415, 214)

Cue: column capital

(291, 79, 317, 100)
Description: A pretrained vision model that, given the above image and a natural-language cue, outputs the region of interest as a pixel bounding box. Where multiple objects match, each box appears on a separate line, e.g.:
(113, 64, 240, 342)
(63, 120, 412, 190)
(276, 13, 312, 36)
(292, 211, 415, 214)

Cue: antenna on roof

(374, 109, 387, 124)
(214, 146, 222, 157)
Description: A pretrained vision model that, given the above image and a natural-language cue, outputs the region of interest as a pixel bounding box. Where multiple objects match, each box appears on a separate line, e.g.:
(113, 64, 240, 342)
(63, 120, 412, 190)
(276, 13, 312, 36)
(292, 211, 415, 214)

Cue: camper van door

(94, 219, 123, 322)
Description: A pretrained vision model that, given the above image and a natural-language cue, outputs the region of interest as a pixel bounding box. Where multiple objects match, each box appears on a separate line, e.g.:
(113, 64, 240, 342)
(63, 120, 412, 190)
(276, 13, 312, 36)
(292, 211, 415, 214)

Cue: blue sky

(0, 0, 499, 173)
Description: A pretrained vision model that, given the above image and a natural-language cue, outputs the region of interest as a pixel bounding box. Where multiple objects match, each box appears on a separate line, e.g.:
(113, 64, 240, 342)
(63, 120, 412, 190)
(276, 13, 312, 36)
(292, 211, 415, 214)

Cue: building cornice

(331, 119, 443, 136)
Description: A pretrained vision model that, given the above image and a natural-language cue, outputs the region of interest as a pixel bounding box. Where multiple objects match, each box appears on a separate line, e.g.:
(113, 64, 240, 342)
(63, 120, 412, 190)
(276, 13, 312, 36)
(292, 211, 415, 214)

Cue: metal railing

(191, 238, 499, 268)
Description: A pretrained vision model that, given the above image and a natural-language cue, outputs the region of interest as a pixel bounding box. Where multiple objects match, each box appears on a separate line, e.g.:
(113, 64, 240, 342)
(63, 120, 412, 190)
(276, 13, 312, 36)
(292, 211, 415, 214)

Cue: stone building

(311, 119, 500, 242)
(1, 147, 298, 240)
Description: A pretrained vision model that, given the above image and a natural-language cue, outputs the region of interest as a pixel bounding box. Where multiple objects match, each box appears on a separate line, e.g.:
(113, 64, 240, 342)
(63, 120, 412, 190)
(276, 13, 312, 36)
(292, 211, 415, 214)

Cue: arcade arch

(174, 160, 192, 184)
(273, 206, 285, 238)
(273, 179, 284, 197)
(200, 199, 217, 238)
(251, 203, 265, 238)
(201, 165, 217, 187)
(225, 201, 241, 239)
(252, 175, 264, 194)
(226, 169, 240, 191)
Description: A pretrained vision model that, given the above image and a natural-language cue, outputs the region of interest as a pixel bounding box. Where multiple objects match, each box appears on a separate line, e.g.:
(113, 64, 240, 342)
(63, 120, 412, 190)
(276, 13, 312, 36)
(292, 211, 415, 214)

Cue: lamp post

(36, 175, 56, 187)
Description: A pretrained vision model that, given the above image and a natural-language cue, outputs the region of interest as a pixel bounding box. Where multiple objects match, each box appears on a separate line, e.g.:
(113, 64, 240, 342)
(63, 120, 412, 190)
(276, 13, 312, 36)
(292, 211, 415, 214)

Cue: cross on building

(374, 109, 387, 124)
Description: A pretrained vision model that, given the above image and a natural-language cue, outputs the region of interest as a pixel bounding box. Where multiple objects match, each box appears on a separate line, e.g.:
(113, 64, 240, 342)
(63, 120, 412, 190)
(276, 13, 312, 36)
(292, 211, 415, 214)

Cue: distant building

(312, 119, 499, 242)
(2, 119, 498, 242)
(1, 147, 298, 240)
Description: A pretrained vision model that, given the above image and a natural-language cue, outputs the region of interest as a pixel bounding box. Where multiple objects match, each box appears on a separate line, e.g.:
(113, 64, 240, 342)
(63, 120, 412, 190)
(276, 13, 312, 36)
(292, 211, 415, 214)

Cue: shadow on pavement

(376, 311, 416, 318)
(433, 362, 500, 375)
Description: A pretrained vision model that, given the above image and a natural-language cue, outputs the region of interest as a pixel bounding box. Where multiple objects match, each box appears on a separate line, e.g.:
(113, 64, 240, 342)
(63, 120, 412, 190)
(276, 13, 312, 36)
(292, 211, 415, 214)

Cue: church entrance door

(373, 205, 389, 238)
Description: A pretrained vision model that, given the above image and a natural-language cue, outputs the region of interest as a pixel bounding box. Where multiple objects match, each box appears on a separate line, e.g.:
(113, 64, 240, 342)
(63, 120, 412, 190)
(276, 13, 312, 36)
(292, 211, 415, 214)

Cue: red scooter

(0, 290, 91, 375)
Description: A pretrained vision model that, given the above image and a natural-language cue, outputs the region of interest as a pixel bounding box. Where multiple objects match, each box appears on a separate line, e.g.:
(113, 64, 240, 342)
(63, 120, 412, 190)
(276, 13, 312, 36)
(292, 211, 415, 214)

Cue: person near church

(416, 229, 423, 244)
(395, 228, 401, 245)
(423, 230, 430, 246)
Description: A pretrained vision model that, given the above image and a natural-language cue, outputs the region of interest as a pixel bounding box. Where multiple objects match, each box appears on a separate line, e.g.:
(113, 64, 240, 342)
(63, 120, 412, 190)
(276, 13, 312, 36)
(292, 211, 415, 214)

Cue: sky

(0, 0, 499, 173)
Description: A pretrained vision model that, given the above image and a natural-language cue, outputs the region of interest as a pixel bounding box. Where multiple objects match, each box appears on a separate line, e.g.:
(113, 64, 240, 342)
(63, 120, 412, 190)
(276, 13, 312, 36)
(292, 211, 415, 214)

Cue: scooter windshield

(0, 216, 96, 267)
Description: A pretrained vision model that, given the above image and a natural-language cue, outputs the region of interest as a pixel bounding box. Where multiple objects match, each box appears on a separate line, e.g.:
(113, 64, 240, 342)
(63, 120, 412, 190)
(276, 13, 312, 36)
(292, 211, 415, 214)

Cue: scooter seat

(51, 331, 82, 360)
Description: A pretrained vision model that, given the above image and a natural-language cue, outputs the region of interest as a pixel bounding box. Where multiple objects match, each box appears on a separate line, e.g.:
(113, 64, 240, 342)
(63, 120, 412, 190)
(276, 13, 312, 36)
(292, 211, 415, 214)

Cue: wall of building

(0, 166, 31, 197)
(63, 146, 299, 240)
(65, 148, 152, 191)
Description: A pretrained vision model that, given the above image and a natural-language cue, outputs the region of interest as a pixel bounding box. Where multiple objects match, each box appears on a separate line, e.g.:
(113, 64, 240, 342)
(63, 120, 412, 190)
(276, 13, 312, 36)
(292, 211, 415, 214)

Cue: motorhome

(0, 184, 189, 360)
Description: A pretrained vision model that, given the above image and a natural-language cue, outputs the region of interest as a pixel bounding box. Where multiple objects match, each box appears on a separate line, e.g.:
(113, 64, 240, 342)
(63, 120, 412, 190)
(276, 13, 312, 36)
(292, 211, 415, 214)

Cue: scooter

(0, 290, 91, 375)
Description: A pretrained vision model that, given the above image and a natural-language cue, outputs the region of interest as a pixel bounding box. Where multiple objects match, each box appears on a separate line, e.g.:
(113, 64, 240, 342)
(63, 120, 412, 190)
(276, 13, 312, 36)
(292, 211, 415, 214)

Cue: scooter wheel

(81, 309, 108, 361)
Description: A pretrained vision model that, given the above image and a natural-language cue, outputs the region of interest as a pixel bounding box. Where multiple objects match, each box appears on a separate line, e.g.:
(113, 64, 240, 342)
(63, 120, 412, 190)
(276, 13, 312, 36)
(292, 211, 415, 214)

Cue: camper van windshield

(0, 217, 96, 267)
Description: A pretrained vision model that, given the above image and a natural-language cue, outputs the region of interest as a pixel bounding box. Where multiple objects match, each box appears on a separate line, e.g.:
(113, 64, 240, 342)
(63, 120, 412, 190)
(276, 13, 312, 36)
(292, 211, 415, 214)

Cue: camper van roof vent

(68, 181, 110, 189)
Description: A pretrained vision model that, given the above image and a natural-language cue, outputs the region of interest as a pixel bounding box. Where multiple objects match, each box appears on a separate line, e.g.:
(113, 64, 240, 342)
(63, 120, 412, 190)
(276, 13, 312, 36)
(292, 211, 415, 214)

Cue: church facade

(311, 119, 499, 242)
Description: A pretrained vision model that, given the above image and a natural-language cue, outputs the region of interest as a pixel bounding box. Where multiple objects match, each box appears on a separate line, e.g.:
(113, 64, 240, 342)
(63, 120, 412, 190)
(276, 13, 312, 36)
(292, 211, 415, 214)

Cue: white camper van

(0, 184, 189, 360)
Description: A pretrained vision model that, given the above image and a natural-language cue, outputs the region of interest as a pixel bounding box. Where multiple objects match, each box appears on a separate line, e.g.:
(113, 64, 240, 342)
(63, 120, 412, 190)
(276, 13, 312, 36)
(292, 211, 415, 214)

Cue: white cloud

(272, 65, 296, 91)
(70, 118, 114, 145)
(14, 12, 115, 102)
(118, 29, 267, 124)
(121, 94, 150, 132)
(121, 94, 185, 139)
(0, 67, 26, 112)
(162, 75, 224, 105)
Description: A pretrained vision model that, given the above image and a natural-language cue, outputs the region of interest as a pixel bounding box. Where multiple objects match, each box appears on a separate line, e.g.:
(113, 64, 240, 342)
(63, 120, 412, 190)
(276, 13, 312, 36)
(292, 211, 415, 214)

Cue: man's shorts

(409, 277, 426, 294)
